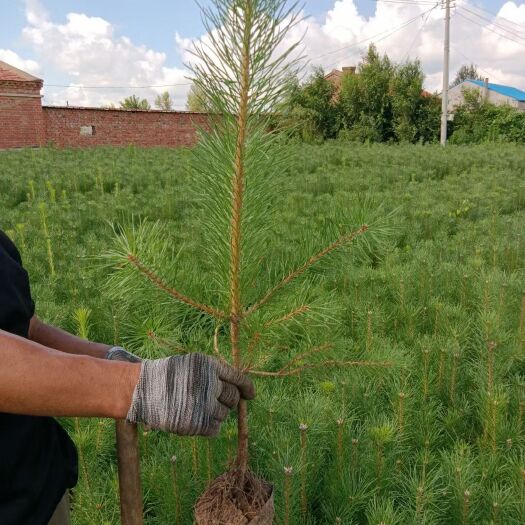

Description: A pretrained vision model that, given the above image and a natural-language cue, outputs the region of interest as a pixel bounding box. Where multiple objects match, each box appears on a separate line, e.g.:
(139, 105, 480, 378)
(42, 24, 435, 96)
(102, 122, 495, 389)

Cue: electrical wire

(456, 8, 525, 47)
(402, 3, 439, 61)
(464, 3, 525, 33)
(449, 42, 501, 84)
(314, 4, 438, 69)
(45, 81, 193, 89)
(373, 0, 437, 5)
(459, 6, 525, 41)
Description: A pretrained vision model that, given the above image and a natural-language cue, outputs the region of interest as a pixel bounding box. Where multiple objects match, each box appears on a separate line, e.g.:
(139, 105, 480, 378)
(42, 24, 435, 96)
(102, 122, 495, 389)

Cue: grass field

(1, 143, 524, 524)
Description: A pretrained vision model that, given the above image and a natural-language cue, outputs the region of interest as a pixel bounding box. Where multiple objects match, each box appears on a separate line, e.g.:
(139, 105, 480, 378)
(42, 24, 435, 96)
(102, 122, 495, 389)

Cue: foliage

(186, 83, 211, 112)
(451, 64, 482, 88)
(119, 95, 151, 110)
(286, 69, 340, 141)
(287, 45, 441, 144)
(1, 143, 524, 524)
(154, 91, 173, 111)
(339, 45, 395, 142)
(450, 88, 525, 144)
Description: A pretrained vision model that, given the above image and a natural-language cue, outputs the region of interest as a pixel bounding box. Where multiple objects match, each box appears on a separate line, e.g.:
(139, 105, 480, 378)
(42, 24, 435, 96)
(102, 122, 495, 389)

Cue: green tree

(287, 68, 340, 140)
(154, 91, 173, 110)
(339, 44, 395, 142)
(102, 1, 384, 522)
(390, 60, 425, 142)
(186, 83, 211, 112)
(391, 60, 440, 143)
(119, 94, 151, 110)
(338, 46, 439, 143)
(451, 64, 482, 88)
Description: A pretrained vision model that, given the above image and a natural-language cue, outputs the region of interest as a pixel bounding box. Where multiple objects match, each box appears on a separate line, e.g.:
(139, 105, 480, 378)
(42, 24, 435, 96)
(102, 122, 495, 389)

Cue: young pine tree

(103, 0, 389, 522)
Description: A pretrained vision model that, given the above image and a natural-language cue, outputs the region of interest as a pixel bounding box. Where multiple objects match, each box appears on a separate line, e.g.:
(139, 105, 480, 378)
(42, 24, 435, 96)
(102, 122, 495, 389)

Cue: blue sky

(1, 0, 523, 107)
(2, 0, 510, 69)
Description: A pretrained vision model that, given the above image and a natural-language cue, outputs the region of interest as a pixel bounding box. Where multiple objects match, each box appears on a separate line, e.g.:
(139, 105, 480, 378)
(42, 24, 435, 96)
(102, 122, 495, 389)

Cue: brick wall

(42, 106, 207, 148)
(0, 80, 45, 148)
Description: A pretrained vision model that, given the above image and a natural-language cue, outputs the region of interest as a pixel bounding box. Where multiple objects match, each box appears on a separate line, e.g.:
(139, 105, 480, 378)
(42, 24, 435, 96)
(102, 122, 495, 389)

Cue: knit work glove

(126, 353, 255, 437)
(106, 346, 141, 363)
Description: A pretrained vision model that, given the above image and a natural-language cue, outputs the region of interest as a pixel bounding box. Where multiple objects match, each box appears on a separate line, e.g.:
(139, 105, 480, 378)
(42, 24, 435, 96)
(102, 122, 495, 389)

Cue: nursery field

(1, 143, 525, 524)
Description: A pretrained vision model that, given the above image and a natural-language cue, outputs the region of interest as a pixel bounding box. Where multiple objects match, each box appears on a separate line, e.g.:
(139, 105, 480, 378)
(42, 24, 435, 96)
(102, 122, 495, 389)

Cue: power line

(459, 6, 525, 41)
(373, 0, 437, 5)
(456, 8, 525, 47)
(403, 3, 439, 61)
(449, 42, 502, 84)
(317, 5, 437, 69)
(44, 81, 193, 90)
(466, 3, 525, 33)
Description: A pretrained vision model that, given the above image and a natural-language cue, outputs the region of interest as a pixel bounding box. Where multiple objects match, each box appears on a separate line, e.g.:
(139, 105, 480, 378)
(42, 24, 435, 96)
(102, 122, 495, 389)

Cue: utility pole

(440, 0, 451, 146)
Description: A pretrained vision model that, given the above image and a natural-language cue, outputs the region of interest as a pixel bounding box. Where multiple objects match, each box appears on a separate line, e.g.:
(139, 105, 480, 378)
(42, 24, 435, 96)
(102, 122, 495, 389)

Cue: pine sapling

(103, 1, 391, 522)
(283, 466, 293, 525)
(299, 423, 308, 518)
(170, 456, 182, 524)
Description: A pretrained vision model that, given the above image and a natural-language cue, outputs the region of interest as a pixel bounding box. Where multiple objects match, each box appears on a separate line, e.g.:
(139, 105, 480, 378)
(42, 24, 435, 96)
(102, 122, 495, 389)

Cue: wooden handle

(116, 420, 144, 525)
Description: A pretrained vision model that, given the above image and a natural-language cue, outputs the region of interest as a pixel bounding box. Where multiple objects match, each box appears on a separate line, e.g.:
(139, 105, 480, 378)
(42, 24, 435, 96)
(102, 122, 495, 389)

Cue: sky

(1, 0, 524, 109)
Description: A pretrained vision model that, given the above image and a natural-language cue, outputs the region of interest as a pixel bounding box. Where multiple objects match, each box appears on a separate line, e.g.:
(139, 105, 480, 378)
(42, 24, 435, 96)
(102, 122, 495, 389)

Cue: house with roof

(325, 66, 357, 91)
(0, 59, 45, 148)
(448, 78, 525, 113)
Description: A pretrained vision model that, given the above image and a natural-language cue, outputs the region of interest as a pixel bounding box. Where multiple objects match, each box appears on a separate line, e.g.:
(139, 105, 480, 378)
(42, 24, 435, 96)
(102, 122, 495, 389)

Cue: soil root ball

(195, 470, 274, 524)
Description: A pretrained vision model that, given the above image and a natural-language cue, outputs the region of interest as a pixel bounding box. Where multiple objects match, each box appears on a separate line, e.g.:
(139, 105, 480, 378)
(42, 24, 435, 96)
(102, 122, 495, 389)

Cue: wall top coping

(42, 105, 209, 115)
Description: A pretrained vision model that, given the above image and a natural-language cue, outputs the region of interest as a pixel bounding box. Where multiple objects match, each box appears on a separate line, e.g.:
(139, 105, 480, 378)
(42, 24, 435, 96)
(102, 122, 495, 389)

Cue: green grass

(1, 143, 524, 524)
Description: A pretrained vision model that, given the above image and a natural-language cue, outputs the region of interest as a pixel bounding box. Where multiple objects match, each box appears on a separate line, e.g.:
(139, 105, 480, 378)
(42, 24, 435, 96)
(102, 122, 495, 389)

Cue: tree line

(116, 45, 525, 145)
(277, 45, 524, 144)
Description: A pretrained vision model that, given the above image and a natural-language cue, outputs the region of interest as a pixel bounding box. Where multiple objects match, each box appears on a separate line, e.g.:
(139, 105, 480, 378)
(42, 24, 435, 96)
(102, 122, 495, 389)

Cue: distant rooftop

(0, 60, 42, 83)
(467, 79, 525, 102)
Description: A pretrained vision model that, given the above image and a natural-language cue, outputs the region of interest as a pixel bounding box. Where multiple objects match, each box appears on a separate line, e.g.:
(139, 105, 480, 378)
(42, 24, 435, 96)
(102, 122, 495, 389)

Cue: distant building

(0, 60, 45, 148)
(448, 78, 525, 112)
(324, 66, 357, 91)
(0, 59, 206, 150)
(324, 66, 357, 101)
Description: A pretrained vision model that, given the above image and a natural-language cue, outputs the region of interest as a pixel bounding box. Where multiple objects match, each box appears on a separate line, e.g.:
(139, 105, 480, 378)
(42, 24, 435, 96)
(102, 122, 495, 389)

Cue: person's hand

(126, 353, 255, 436)
(106, 346, 141, 363)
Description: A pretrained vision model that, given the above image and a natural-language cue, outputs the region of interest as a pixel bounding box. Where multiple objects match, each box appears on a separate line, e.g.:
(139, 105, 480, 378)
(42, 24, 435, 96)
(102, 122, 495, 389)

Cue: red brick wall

(42, 106, 207, 148)
(0, 80, 45, 149)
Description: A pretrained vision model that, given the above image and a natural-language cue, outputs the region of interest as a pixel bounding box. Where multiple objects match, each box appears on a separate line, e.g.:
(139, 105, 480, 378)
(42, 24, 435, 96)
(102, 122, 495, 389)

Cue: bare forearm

(0, 329, 140, 419)
(29, 316, 110, 358)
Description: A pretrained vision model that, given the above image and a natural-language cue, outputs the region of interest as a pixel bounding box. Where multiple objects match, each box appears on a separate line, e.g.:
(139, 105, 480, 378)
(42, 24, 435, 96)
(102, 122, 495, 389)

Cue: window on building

(80, 125, 96, 136)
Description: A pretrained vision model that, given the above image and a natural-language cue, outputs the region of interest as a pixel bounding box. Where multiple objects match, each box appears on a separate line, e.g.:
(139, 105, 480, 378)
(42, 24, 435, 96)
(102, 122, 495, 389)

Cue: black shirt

(0, 230, 78, 525)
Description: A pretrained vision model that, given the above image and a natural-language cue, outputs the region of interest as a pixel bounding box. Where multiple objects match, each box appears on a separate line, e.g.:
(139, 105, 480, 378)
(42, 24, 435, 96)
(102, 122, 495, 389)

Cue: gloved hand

(126, 353, 255, 437)
(106, 346, 141, 363)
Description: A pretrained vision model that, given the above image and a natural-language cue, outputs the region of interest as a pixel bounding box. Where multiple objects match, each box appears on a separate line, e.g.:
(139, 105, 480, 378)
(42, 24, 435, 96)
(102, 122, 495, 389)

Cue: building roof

(467, 79, 525, 102)
(0, 60, 42, 83)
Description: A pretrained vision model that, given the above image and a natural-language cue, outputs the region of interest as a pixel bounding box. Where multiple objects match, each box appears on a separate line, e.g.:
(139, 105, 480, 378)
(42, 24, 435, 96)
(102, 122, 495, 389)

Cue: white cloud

(0, 49, 40, 76)
(176, 0, 525, 93)
(10, 0, 525, 108)
(21, 0, 191, 108)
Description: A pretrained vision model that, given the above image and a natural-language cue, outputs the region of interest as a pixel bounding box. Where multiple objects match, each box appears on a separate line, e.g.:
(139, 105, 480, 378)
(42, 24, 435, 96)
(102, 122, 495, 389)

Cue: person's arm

(0, 329, 139, 418)
(28, 315, 110, 359)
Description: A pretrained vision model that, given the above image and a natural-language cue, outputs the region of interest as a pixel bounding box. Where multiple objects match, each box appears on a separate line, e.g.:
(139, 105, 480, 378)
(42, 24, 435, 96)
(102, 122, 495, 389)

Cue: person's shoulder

(0, 230, 23, 264)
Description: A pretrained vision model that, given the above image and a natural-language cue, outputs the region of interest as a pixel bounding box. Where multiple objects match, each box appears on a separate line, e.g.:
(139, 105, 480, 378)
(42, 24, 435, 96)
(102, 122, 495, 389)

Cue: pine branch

(146, 330, 188, 354)
(126, 254, 225, 319)
(245, 225, 369, 316)
(278, 342, 333, 372)
(264, 304, 311, 327)
(248, 359, 394, 377)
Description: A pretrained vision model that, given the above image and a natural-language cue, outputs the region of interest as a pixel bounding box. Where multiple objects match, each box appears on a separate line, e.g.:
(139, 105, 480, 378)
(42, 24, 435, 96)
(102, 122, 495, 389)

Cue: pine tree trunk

(229, 0, 252, 475)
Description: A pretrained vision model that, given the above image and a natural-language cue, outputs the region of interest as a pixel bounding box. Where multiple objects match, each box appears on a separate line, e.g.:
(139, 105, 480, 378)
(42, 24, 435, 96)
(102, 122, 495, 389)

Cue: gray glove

(106, 346, 141, 363)
(126, 353, 255, 436)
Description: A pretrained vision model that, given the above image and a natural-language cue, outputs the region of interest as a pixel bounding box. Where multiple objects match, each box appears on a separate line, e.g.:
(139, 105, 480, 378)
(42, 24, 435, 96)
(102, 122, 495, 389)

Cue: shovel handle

(116, 420, 144, 525)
